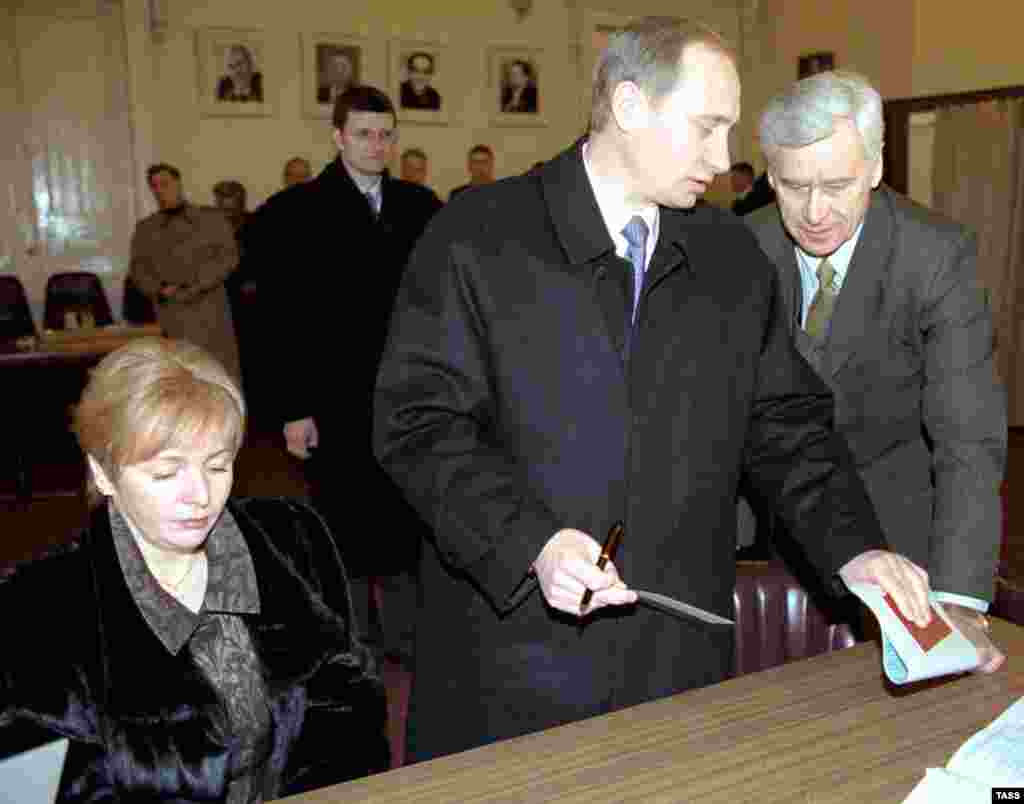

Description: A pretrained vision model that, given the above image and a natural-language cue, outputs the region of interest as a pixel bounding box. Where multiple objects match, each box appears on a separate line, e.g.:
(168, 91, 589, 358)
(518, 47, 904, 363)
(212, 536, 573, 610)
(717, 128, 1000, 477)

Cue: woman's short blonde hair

(73, 338, 246, 497)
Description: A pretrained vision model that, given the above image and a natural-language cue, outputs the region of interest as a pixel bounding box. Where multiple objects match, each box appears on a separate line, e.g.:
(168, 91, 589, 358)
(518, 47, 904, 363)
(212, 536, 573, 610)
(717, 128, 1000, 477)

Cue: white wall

(130, 0, 745, 208)
(146, 0, 567, 207)
(912, 0, 1024, 98)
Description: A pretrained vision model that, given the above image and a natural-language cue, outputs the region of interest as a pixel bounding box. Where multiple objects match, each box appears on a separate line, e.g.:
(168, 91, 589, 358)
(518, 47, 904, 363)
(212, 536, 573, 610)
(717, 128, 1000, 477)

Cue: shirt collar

(794, 218, 866, 288)
(110, 502, 260, 656)
(158, 202, 196, 227)
(342, 160, 383, 197)
(581, 141, 659, 261)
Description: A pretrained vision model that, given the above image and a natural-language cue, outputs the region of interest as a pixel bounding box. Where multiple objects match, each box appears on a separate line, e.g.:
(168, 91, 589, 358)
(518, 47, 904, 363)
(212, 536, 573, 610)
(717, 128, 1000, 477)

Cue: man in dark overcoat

(374, 18, 934, 763)
(744, 70, 1005, 670)
(277, 86, 442, 666)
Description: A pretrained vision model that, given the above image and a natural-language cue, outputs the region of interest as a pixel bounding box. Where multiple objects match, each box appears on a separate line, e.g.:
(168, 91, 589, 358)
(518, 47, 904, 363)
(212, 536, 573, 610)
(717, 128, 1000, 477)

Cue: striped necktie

(805, 258, 837, 340)
(366, 189, 380, 219)
(622, 215, 649, 324)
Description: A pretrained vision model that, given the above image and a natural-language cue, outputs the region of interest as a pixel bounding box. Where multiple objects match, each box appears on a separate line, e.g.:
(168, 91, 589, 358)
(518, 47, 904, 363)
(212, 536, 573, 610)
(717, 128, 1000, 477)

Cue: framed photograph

(389, 40, 449, 125)
(196, 28, 274, 117)
(303, 32, 365, 119)
(798, 51, 835, 79)
(488, 47, 546, 127)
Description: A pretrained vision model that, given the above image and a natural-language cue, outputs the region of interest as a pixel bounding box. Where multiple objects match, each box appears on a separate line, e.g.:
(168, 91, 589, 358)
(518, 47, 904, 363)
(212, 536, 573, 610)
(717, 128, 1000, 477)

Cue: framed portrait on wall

(196, 28, 274, 117)
(798, 51, 835, 79)
(488, 46, 546, 127)
(389, 40, 449, 125)
(302, 32, 366, 119)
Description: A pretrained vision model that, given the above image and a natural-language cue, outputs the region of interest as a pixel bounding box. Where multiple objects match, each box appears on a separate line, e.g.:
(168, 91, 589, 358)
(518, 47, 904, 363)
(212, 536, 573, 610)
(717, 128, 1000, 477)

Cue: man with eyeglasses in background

(275, 85, 442, 671)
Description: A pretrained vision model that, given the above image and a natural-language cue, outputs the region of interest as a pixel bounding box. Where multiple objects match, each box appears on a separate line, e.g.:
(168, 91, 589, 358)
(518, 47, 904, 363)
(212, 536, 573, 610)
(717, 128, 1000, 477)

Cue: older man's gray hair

(759, 70, 884, 163)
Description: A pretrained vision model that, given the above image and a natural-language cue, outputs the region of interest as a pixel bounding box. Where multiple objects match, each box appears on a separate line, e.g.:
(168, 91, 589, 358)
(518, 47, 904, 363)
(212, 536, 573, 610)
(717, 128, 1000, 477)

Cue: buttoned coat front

(375, 142, 887, 762)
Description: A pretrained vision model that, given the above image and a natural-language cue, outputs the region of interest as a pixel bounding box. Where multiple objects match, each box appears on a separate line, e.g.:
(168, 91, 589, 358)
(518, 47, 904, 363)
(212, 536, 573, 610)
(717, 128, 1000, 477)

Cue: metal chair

(43, 272, 113, 330)
(0, 275, 36, 342)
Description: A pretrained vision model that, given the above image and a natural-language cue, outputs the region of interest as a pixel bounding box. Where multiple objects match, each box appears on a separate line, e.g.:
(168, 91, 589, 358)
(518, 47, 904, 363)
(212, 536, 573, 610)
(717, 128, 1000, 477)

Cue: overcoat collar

(157, 201, 199, 227)
(538, 138, 696, 282)
(317, 156, 392, 221)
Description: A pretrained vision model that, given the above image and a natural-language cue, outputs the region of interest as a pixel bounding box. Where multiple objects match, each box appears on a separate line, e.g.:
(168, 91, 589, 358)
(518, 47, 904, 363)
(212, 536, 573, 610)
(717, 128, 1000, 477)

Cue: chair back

(43, 272, 113, 330)
(993, 575, 1024, 626)
(121, 275, 157, 324)
(0, 276, 36, 341)
(733, 560, 856, 675)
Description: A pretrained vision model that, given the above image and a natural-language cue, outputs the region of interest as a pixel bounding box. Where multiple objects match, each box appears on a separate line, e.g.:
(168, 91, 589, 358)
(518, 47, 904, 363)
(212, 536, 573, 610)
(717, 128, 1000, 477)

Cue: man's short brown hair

(332, 85, 396, 131)
(590, 17, 735, 133)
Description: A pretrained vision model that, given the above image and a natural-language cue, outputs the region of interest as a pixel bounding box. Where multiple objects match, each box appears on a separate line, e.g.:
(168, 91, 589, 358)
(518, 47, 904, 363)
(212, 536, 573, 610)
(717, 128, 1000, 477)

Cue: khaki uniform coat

(129, 204, 241, 379)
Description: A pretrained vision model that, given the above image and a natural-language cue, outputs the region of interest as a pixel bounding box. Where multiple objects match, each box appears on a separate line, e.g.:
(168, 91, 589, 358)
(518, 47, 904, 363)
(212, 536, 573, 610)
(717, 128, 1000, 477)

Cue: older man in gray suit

(745, 71, 1006, 671)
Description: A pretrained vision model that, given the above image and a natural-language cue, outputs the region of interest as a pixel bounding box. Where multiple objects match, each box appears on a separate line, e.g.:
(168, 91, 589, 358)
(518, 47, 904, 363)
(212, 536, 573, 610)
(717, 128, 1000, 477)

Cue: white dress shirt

(344, 162, 383, 214)
(794, 220, 863, 327)
(581, 142, 659, 273)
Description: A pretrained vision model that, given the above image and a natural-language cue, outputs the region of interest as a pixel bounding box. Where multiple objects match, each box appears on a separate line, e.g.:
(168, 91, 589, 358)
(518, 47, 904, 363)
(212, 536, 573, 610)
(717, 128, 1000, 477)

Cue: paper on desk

(946, 696, 1024, 786)
(847, 582, 979, 683)
(901, 768, 990, 804)
(902, 696, 1024, 803)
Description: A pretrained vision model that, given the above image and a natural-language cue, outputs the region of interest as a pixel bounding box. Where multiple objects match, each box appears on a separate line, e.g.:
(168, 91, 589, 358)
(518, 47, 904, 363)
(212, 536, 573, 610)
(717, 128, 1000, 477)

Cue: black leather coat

(0, 497, 388, 801)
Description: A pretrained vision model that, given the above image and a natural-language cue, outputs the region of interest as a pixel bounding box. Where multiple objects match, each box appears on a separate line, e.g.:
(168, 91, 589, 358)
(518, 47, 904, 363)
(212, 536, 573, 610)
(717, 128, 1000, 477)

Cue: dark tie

(622, 216, 649, 324)
(805, 258, 837, 340)
(366, 189, 380, 220)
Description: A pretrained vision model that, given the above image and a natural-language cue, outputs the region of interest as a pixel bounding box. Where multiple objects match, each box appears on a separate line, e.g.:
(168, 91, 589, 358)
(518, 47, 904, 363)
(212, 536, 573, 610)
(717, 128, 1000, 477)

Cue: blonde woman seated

(0, 338, 388, 801)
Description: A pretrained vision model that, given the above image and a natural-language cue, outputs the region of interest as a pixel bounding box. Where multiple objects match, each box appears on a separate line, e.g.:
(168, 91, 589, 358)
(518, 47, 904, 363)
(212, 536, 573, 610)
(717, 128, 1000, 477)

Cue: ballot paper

(847, 582, 980, 683)
(902, 696, 1024, 803)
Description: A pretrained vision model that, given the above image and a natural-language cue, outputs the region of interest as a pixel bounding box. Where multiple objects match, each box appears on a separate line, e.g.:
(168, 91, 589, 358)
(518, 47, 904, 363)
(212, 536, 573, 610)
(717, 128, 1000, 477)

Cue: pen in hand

(579, 522, 625, 613)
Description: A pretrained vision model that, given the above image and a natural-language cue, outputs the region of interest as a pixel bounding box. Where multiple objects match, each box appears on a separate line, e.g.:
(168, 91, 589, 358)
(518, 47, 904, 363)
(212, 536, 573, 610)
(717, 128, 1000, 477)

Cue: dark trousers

(307, 449, 421, 667)
(348, 571, 419, 666)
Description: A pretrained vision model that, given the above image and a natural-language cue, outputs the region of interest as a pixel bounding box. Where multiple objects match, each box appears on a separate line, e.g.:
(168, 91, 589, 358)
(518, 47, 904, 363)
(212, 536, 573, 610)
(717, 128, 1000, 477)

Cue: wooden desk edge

(279, 619, 1023, 803)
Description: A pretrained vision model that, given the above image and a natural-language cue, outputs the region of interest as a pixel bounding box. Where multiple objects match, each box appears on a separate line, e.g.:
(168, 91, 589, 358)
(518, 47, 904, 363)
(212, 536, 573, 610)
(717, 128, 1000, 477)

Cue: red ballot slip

(883, 594, 952, 653)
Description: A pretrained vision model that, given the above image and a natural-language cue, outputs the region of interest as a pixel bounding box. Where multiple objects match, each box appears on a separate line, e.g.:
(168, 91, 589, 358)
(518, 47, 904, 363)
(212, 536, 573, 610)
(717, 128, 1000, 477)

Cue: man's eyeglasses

(350, 129, 397, 145)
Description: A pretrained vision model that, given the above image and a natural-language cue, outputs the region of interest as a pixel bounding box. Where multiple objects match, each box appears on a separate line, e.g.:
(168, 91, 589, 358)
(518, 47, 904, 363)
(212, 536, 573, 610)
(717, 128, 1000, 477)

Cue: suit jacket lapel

(823, 190, 893, 378)
(540, 139, 614, 269)
(758, 210, 804, 333)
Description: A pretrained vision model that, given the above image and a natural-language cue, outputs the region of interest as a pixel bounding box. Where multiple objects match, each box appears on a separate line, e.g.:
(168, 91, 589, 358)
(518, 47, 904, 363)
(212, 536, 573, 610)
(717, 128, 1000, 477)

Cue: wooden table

(282, 618, 1024, 804)
(0, 322, 162, 366)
